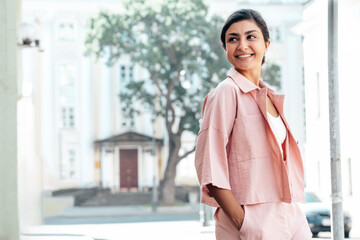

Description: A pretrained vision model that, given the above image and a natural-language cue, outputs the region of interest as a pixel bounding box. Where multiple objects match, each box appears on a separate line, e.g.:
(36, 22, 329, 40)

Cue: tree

(85, 0, 230, 204)
(262, 61, 282, 90)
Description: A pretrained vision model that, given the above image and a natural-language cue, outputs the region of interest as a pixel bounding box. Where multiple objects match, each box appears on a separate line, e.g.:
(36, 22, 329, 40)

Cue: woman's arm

(207, 184, 245, 230)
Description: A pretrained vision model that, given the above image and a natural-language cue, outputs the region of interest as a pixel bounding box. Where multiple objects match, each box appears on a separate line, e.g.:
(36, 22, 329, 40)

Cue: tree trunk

(159, 135, 181, 205)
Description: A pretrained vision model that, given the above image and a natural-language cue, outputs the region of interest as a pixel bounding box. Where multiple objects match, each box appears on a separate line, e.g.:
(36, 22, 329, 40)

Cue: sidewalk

(56, 203, 200, 218)
(22, 203, 212, 240)
(22, 221, 215, 240)
(21, 204, 357, 240)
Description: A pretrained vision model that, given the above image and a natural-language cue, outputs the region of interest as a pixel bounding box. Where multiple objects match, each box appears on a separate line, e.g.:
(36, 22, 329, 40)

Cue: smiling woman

(220, 9, 270, 87)
(223, 20, 269, 85)
(194, 9, 312, 240)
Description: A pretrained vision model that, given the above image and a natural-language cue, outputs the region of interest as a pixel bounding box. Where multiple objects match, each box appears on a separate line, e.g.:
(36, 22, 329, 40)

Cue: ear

(222, 44, 226, 50)
(264, 39, 270, 52)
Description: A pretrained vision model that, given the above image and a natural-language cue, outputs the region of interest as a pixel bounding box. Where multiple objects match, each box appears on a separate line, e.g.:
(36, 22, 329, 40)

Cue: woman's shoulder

(208, 77, 239, 98)
(201, 78, 239, 115)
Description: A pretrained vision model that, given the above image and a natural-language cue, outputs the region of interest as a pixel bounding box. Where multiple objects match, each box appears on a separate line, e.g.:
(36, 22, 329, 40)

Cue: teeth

(237, 54, 252, 58)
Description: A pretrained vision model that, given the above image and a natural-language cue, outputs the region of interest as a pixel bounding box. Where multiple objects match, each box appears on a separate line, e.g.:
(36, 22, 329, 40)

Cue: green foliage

(85, 0, 229, 136)
(262, 62, 282, 90)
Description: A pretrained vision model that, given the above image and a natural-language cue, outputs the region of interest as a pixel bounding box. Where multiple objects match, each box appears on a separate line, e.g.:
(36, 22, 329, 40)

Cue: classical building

(22, 0, 165, 192)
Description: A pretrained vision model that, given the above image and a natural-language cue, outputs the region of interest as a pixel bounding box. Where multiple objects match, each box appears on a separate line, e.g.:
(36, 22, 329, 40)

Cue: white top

(267, 112, 287, 158)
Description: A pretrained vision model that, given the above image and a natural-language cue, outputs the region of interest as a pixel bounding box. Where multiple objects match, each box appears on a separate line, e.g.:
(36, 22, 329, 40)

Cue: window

(57, 22, 76, 41)
(58, 63, 77, 129)
(119, 65, 135, 84)
(60, 147, 77, 180)
(68, 107, 75, 127)
(61, 108, 67, 128)
(129, 66, 134, 81)
(60, 107, 75, 128)
(68, 149, 76, 178)
(119, 65, 127, 92)
(120, 65, 126, 81)
(269, 26, 282, 43)
(119, 64, 136, 129)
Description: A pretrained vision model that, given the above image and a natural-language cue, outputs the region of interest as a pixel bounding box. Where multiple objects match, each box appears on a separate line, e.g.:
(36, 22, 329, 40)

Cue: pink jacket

(195, 68, 305, 207)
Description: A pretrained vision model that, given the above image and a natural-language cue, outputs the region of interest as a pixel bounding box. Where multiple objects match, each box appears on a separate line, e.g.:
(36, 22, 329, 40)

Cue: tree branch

(169, 103, 176, 130)
(178, 146, 196, 163)
(165, 45, 181, 97)
(178, 113, 186, 134)
(166, 72, 180, 98)
(164, 99, 173, 136)
(150, 71, 165, 97)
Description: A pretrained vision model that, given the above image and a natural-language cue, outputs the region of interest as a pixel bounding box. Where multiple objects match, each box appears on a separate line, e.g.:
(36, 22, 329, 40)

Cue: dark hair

(220, 9, 270, 65)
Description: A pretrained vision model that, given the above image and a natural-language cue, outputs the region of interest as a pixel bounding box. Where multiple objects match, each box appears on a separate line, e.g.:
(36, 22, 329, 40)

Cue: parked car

(302, 192, 352, 238)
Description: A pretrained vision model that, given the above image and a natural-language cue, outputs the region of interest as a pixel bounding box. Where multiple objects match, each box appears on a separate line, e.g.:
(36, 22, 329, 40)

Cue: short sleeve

(194, 80, 238, 207)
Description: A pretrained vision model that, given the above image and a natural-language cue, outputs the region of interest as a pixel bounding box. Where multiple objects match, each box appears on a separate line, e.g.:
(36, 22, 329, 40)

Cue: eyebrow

(227, 30, 259, 37)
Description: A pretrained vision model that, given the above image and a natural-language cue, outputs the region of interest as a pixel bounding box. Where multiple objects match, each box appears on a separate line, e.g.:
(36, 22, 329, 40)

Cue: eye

(227, 37, 238, 42)
(247, 35, 256, 40)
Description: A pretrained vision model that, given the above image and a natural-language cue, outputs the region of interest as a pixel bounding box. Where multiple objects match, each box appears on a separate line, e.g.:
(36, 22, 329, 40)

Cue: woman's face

(224, 20, 270, 75)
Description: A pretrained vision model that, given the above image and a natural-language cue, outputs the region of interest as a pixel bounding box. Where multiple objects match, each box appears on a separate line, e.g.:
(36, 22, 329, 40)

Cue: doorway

(119, 149, 138, 190)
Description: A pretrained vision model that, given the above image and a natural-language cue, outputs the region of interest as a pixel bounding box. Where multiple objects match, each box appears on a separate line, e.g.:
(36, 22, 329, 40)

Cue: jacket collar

(227, 67, 292, 136)
(227, 67, 279, 96)
(227, 67, 259, 93)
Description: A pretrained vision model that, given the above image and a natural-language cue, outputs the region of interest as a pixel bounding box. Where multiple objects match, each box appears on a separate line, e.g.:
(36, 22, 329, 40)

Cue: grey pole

(328, 0, 344, 239)
(0, 0, 20, 239)
(151, 117, 158, 212)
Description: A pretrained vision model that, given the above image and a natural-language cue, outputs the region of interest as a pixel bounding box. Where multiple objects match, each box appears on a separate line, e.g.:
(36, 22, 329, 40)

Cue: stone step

(81, 192, 152, 206)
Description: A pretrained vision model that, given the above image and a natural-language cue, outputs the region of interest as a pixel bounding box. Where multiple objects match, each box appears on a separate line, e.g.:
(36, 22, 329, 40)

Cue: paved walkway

(21, 204, 359, 240)
(21, 221, 357, 240)
(22, 221, 215, 240)
(57, 204, 200, 218)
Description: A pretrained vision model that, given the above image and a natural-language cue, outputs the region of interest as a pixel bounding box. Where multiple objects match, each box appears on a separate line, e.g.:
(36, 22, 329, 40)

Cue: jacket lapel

(268, 93, 294, 138)
(251, 88, 268, 122)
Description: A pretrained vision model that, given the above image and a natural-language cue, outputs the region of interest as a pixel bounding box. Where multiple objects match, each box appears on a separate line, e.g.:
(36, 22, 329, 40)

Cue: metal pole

(0, 0, 20, 239)
(151, 118, 158, 212)
(328, 0, 344, 239)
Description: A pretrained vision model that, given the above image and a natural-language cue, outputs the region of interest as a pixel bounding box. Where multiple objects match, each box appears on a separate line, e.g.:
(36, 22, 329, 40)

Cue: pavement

(43, 203, 201, 225)
(20, 203, 360, 240)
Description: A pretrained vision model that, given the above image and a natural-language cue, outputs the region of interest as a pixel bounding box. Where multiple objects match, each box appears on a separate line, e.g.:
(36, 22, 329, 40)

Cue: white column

(41, 16, 57, 189)
(17, 46, 43, 229)
(99, 48, 114, 139)
(79, 54, 94, 185)
(0, 0, 20, 239)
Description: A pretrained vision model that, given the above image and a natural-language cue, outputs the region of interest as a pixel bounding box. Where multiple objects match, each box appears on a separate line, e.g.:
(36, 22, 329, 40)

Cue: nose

(237, 39, 248, 51)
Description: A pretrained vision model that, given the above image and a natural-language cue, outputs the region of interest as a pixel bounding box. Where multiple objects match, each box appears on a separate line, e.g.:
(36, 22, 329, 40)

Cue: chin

(234, 65, 252, 72)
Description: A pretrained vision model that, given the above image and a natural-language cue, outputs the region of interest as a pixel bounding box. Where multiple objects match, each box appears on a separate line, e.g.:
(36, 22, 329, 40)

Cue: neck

(235, 68, 261, 87)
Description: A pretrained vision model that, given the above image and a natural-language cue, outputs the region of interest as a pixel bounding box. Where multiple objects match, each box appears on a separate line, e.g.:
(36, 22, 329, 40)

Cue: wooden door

(120, 149, 138, 190)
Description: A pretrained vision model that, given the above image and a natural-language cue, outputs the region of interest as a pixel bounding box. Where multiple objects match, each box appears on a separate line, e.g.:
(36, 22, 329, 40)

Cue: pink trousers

(214, 202, 312, 240)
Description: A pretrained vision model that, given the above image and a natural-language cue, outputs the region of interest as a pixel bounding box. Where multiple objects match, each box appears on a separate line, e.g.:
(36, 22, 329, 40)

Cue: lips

(235, 54, 254, 58)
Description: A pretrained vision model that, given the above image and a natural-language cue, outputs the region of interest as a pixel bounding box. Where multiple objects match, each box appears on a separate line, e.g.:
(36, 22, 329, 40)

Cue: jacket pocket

(232, 114, 270, 161)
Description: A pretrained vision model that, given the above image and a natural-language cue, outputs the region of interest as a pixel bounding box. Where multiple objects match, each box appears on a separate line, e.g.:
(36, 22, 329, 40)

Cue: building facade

(294, 0, 360, 235)
(22, 0, 168, 192)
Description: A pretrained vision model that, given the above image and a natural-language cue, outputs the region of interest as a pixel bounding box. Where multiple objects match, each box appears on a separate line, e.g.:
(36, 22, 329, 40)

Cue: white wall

(17, 48, 43, 229)
(294, 0, 360, 236)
